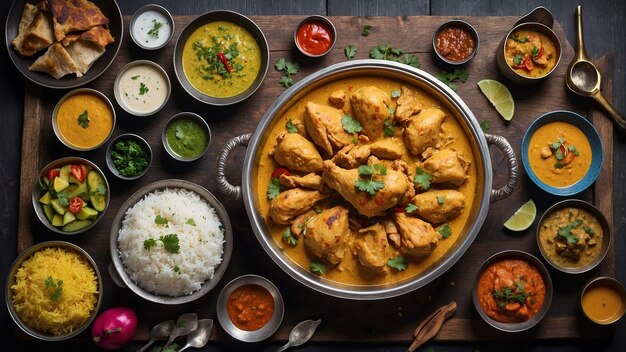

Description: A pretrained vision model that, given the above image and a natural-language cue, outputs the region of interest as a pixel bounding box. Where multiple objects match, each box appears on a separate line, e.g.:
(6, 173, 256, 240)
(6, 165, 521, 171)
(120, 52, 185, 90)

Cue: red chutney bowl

(432, 19, 479, 65)
(294, 15, 337, 57)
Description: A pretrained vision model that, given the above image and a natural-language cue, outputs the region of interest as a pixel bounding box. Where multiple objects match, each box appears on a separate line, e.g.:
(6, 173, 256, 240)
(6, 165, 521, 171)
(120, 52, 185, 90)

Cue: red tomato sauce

(477, 258, 546, 323)
(435, 26, 476, 62)
(227, 284, 275, 331)
(296, 20, 334, 55)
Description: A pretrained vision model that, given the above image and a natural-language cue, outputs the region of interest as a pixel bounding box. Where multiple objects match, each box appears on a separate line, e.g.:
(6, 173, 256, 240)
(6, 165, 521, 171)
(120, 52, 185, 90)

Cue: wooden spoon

(408, 301, 457, 352)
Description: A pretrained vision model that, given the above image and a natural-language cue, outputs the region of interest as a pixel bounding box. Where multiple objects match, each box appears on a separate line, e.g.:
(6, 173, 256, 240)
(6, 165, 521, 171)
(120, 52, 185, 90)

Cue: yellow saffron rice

(11, 247, 99, 336)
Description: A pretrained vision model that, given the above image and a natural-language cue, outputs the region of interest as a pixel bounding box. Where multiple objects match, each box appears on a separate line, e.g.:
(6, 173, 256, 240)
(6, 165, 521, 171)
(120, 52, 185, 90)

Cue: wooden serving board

(17, 15, 615, 342)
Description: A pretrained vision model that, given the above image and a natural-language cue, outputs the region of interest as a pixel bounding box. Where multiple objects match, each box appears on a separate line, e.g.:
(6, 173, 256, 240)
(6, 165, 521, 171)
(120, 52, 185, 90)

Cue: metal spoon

(275, 319, 322, 352)
(566, 5, 626, 133)
(137, 320, 174, 352)
(163, 313, 199, 349)
(177, 319, 213, 352)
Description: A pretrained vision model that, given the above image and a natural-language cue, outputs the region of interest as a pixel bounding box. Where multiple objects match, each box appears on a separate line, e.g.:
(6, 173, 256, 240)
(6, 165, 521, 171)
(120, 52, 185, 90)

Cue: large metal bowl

(216, 60, 518, 300)
(109, 179, 233, 304)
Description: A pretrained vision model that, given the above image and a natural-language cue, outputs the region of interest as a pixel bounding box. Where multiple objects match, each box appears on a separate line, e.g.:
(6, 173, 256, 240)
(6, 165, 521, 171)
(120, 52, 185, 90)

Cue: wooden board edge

(591, 54, 615, 275)
(17, 89, 43, 253)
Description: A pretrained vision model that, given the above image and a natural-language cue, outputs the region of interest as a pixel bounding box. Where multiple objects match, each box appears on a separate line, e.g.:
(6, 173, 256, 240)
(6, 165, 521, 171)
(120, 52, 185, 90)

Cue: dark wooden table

(2, 1, 625, 351)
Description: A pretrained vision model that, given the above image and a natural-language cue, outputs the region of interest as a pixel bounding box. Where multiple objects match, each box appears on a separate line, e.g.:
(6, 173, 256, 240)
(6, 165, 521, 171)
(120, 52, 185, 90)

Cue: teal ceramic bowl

(521, 110, 603, 196)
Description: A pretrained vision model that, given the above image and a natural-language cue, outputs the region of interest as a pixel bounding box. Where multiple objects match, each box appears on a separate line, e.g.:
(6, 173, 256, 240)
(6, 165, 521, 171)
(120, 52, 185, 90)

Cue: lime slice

(503, 199, 537, 231)
(477, 79, 515, 121)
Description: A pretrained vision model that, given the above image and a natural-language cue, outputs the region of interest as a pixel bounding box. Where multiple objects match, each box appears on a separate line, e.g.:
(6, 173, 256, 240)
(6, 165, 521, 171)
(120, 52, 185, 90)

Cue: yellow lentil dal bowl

(5, 241, 102, 341)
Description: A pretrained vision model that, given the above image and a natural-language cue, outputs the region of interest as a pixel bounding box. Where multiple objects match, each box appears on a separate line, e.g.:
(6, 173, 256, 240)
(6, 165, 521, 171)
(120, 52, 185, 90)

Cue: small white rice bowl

(118, 188, 224, 296)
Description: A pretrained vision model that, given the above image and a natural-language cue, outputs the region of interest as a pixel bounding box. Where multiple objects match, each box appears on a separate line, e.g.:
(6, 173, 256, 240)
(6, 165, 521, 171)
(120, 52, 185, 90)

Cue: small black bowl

(432, 19, 479, 65)
(105, 133, 152, 180)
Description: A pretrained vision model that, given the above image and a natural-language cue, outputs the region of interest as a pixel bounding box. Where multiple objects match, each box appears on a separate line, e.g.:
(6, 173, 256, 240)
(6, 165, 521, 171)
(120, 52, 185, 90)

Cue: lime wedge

(477, 79, 515, 121)
(503, 199, 537, 231)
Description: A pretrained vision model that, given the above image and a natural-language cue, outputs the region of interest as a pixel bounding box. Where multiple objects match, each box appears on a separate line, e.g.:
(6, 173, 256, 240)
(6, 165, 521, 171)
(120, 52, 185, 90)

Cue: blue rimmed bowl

(521, 110, 603, 196)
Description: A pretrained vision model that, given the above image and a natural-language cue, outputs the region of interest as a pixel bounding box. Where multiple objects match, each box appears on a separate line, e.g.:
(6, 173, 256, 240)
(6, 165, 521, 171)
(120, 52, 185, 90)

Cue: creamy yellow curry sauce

(254, 76, 478, 286)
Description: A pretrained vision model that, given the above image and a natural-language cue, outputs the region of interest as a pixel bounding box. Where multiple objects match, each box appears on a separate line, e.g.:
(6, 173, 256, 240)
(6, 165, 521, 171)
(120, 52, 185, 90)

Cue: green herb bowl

(105, 133, 153, 180)
(5, 241, 103, 341)
(162, 112, 212, 162)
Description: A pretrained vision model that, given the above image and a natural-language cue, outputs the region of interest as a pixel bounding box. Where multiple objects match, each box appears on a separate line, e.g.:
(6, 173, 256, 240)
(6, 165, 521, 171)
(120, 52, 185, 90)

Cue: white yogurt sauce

(132, 10, 172, 48)
(117, 64, 169, 114)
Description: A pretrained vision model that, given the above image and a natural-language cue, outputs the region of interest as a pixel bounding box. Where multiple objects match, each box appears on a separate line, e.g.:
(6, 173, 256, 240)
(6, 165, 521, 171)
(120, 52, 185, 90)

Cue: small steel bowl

(162, 112, 211, 162)
(521, 110, 603, 196)
(472, 250, 553, 332)
(130, 4, 175, 50)
(432, 19, 479, 65)
(113, 60, 171, 117)
(217, 274, 284, 342)
(109, 179, 233, 305)
(52, 88, 116, 151)
(496, 22, 562, 84)
(580, 276, 626, 325)
(5, 241, 103, 341)
(294, 15, 337, 58)
(105, 133, 153, 180)
(173, 10, 269, 106)
(536, 199, 611, 274)
(32, 156, 110, 235)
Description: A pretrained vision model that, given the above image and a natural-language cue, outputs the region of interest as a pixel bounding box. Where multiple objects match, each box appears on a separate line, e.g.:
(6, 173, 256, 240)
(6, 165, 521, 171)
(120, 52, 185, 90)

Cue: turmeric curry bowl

(537, 199, 610, 274)
(173, 10, 269, 105)
(217, 60, 519, 300)
(496, 22, 561, 84)
(522, 110, 603, 196)
(5, 241, 102, 341)
(472, 250, 552, 332)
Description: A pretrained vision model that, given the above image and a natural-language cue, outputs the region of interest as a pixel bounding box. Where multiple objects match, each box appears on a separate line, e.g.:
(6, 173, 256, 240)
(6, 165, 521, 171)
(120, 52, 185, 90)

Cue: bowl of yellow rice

(5, 241, 102, 341)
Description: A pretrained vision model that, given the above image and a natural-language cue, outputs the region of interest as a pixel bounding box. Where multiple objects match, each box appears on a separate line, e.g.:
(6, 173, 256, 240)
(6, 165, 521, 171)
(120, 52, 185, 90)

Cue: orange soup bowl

(580, 276, 626, 325)
(472, 250, 553, 332)
(52, 88, 116, 151)
(521, 110, 603, 196)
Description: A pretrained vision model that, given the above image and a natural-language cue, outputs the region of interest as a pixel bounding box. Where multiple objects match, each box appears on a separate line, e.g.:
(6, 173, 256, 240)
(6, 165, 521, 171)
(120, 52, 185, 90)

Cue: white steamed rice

(118, 188, 224, 297)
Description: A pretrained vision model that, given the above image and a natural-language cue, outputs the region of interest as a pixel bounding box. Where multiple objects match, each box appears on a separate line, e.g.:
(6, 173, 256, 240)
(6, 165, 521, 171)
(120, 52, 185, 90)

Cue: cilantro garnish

(160, 234, 180, 253)
(480, 120, 491, 132)
(267, 178, 283, 200)
(139, 82, 149, 95)
(44, 276, 63, 301)
(557, 219, 583, 244)
(56, 191, 71, 206)
(143, 238, 157, 250)
(111, 139, 150, 177)
(147, 19, 163, 38)
(437, 196, 445, 205)
(185, 218, 196, 226)
(282, 227, 297, 246)
(342, 114, 363, 134)
(369, 44, 421, 68)
(193, 39, 242, 80)
(344, 44, 357, 60)
(355, 164, 386, 195)
(413, 167, 432, 190)
(438, 223, 452, 238)
(493, 280, 529, 309)
(436, 68, 469, 91)
(361, 25, 372, 36)
(286, 119, 298, 133)
(309, 261, 326, 275)
(513, 53, 524, 66)
(391, 89, 401, 99)
(77, 110, 90, 128)
(511, 34, 529, 43)
(405, 203, 419, 214)
(383, 118, 395, 137)
(387, 256, 408, 271)
(155, 215, 168, 226)
(275, 58, 300, 88)
(131, 75, 140, 80)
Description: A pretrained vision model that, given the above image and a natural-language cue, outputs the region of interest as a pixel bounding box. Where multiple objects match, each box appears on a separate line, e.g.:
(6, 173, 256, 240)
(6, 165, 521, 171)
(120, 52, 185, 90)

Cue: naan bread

(80, 25, 114, 48)
(65, 39, 105, 76)
(29, 42, 79, 79)
(49, 0, 109, 41)
(11, 2, 55, 57)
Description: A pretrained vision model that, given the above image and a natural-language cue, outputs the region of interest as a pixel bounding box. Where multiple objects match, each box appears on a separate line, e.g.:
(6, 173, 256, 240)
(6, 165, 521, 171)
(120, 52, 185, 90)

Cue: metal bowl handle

(217, 133, 252, 200)
(485, 133, 518, 202)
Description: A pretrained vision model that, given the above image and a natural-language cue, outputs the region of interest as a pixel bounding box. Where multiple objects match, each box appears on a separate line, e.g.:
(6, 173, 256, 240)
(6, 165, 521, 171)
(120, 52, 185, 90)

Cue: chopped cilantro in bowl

(106, 133, 152, 180)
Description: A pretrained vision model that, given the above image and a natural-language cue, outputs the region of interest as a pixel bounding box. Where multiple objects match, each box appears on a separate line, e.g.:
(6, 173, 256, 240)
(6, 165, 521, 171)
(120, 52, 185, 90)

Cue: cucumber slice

(50, 199, 67, 215)
(77, 206, 98, 220)
(52, 214, 63, 227)
(62, 211, 76, 226)
(62, 219, 92, 232)
(53, 177, 69, 193)
(87, 171, 107, 212)
(39, 191, 52, 205)
(43, 203, 54, 222)
(59, 165, 71, 183)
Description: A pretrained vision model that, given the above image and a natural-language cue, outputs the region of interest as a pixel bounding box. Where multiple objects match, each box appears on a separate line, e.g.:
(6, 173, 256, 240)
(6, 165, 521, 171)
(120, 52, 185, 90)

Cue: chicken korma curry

(256, 76, 477, 286)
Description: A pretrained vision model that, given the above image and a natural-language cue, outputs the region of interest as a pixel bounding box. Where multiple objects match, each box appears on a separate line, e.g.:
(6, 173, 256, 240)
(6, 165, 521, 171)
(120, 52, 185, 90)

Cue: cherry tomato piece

(68, 197, 84, 214)
(393, 206, 405, 213)
(271, 167, 291, 178)
(524, 56, 534, 71)
(47, 169, 60, 181)
(70, 164, 85, 182)
(563, 150, 575, 165)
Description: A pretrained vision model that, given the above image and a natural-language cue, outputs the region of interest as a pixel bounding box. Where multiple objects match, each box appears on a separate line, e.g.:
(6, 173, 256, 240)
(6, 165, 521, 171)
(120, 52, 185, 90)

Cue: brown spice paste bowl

(432, 19, 479, 65)
(472, 250, 553, 332)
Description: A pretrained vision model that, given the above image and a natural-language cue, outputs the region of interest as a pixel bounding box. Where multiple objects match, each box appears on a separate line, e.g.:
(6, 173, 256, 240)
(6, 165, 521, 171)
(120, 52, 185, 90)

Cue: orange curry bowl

(472, 250, 553, 332)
